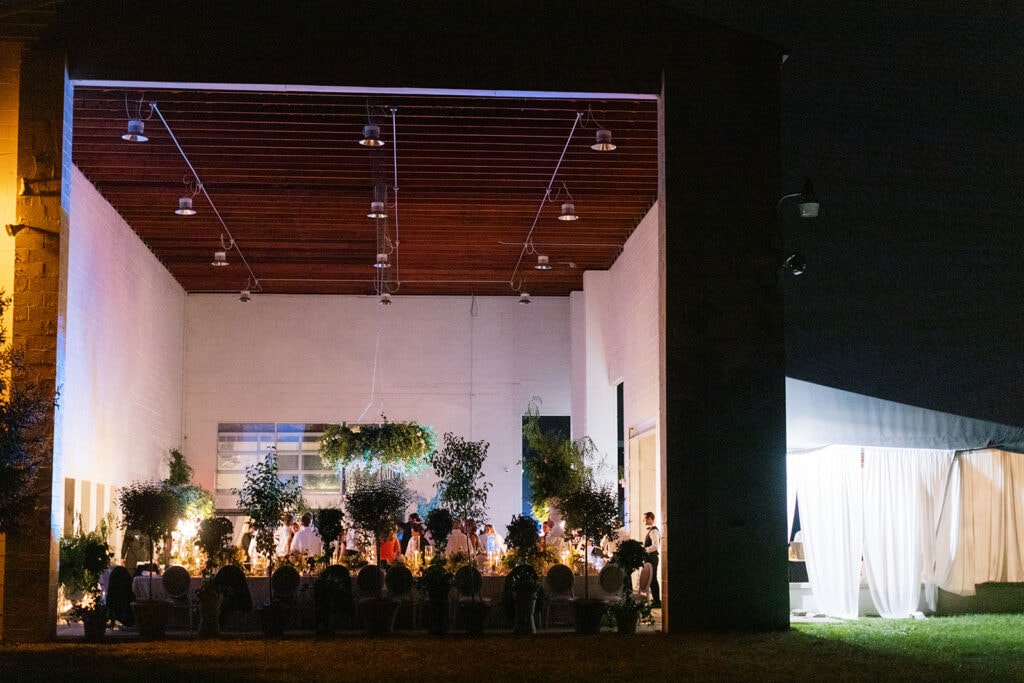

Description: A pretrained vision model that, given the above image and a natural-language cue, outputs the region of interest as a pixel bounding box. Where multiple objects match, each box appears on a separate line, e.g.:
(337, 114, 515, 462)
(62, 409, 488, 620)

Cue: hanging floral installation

(319, 416, 435, 476)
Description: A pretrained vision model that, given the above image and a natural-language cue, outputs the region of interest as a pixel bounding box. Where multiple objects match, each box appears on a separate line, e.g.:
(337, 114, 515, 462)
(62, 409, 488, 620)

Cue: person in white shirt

(643, 511, 662, 607)
(447, 520, 470, 556)
(275, 513, 295, 557)
(290, 512, 323, 558)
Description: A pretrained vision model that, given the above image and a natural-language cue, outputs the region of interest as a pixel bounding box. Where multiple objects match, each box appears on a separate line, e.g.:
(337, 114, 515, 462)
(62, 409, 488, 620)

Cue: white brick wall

(184, 293, 571, 527)
(61, 165, 186, 490)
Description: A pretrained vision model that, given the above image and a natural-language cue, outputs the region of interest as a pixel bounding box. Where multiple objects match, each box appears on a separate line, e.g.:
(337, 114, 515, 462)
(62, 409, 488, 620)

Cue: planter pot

(197, 592, 223, 637)
(82, 609, 108, 642)
(359, 597, 401, 636)
(512, 590, 537, 635)
(459, 601, 490, 636)
(424, 591, 451, 636)
(573, 599, 608, 635)
(614, 607, 640, 634)
(258, 603, 288, 637)
(131, 600, 170, 640)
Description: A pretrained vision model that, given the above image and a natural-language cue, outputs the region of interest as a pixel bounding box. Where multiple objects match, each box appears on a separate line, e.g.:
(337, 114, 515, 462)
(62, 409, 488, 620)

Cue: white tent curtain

(945, 450, 1024, 592)
(789, 446, 863, 619)
(862, 448, 952, 617)
(919, 451, 960, 611)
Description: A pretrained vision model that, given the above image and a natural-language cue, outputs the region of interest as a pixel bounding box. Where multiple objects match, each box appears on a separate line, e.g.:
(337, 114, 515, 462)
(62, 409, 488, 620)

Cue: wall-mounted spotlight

(591, 129, 616, 151)
(211, 250, 229, 267)
(239, 289, 251, 302)
(518, 292, 531, 305)
(122, 118, 148, 142)
(373, 253, 391, 269)
(779, 179, 820, 218)
(534, 255, 552, 270)
(360, 124, 384, 147)
(782, 252, 806, 276)
(368, 201, 387, 219)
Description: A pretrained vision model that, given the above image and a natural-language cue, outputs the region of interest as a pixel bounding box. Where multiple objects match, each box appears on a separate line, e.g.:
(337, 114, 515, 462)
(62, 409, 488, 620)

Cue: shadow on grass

(3, 620, 1023, 682)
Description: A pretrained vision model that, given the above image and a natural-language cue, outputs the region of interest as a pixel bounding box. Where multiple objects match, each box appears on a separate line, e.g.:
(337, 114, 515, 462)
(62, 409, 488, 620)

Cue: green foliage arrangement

(503, 513, 554, 573)
(197, 516, 235, 573)
(118, 480, 184, 563)
(164, 448, 214, 521)
(521, 398, 596, 518)
(557, 480, 620, 599)
(319, 418, 436, 476)
(233, 448, 303, 575)
(430, 432, 491, 526)
(416, 562, 453, 596)
(59, 516, 114, 602)
(0, 292, 53, 536)
(424, 507, 454, 553)
(315, 506, 346, 563)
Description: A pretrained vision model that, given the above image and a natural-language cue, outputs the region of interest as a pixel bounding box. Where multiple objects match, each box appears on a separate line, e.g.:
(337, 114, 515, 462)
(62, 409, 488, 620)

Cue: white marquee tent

(785, 378, 1024, 619)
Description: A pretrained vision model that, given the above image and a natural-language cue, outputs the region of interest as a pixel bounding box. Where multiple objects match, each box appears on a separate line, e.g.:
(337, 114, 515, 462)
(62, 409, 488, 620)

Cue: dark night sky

(668, 2, 1024, 426)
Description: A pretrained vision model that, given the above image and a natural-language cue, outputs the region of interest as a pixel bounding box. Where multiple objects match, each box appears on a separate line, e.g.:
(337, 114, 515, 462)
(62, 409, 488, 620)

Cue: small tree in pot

(233, 448, 302, 636)
(610, 539, 655, 633)
(501, 514, 544, 635)
(557, 480, 620, 633)
(118, 480, 183, 639)
(197, 516, 235, 576)
(344, 474, 412, 635)
(59, 517, 114, 641)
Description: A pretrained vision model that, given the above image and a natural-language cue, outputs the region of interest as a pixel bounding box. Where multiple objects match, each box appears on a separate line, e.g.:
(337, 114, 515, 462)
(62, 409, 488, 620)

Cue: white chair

(634, 562, 653, 603)
(543, 563, 576, 628)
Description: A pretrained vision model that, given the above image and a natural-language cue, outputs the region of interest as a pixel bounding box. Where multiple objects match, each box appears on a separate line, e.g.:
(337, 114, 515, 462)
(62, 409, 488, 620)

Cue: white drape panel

(918, 452, 959, 610)
(789, 446, 863, 618)
(862, 448, 952, 617)
(945, 450, 1024, 592)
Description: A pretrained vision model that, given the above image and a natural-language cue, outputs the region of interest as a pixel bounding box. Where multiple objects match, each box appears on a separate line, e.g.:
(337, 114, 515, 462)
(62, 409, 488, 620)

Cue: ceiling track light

(558, 202, 579, 221)
(360, 123, 384, 147)
(535, 255, 552, 270)
(211, 250, 229, 267)
(368, 201, 387, 219)
(373, 253, 391, 269)
(379, 292, 392, 306)
(518, 292, 531, 305)
(591, 128, 616, 151)
(122, 118, 148, 142)
(174, 197, 196, 215)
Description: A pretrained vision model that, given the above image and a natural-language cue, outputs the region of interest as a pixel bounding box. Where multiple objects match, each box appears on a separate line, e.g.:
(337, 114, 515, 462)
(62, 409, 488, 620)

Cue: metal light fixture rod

(150, 103, 262, 292)
(509, 111, 583, 288)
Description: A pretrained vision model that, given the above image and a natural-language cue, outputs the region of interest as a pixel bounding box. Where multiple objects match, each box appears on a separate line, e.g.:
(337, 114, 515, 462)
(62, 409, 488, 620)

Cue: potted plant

(344, 474, 412, 635)
(118, 479, 183, 638)
(502, 514, 546, 635)
(59, 518, 114, 642)
(556, 480, 619, 634)
(195, 576, 224, 637)
(416, 562, 453, 635)
(233, 447, 302, 636)
(431, 431, 492, 633)
(610, 539, 654, 634)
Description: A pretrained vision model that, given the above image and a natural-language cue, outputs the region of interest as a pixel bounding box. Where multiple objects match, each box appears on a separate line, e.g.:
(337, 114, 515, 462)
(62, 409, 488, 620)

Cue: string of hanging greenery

(319, 417, 436, 476)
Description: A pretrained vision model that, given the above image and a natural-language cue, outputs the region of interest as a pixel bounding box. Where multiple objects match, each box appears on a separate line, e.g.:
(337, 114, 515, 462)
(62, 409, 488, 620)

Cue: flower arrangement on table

(319, 416, 436, 476)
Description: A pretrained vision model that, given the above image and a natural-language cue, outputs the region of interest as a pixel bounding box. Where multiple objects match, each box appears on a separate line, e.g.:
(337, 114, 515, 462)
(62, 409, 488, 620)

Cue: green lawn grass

(1, 615, 1022, 682)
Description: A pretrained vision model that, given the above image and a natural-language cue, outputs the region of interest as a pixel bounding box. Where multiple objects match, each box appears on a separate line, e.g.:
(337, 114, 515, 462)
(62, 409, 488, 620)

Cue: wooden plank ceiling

(71, 86, 659, 297)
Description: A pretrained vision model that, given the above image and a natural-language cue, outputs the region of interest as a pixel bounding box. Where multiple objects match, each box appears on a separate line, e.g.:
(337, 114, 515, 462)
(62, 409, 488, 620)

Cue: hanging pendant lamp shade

(797, 180, 820, 218)
(174, 197, 196, 215)
(518, 292, 531, 305)
(379, 293, 392, 306)
(368, 201, 387, 219)
(534, 255, 552, 270)
(360, 124, 384, 146)
(122, 118, 148, 142)
(374, 253, 391, 269)
(558, 202, 579, 221)
(239, 289, 252, 302)
(591, 129, 616, 151)
(211, 250, 229, 267)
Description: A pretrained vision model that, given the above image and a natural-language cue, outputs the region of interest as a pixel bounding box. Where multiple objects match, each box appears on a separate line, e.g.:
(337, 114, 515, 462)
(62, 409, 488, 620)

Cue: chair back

(598, 563, 625, 595)
(162, 565, 191, 599)
(545, 563, 575, 599)
(271, 565, 301, 602)
(454, 565, 483, 599)
(356, 564, 384, 598)
(106, 565, 135, 627)
(385, 563, 414, 598)
(636, 562, 653, 593)
(213, 564, 253, 613)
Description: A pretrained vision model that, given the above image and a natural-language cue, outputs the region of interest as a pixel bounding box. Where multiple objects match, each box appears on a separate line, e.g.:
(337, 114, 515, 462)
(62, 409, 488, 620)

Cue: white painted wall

(61, 165, 186, 494)
(184, 293, 571, 528)
(573, 203, 661, 529)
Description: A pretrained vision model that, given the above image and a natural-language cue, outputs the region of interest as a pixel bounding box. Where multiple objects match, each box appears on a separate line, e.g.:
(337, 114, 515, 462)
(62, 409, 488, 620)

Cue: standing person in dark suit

(399, 512, 421, 555)
(643, 511, 662, 608)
